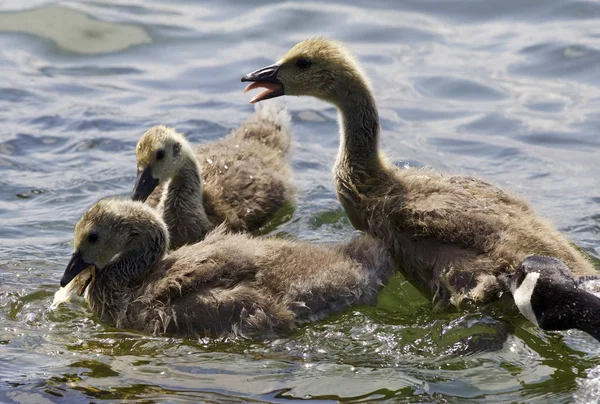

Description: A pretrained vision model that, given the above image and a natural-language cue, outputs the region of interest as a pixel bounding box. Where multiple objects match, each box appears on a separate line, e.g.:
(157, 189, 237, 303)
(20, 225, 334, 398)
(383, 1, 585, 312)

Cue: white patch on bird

(513, 272, 540, 326)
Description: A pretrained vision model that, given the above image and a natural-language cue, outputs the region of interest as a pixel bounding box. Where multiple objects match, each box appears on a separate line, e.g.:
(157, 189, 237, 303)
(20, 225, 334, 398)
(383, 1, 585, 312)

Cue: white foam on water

(49, 267, 93, 310)
(574, 364, 600, 404)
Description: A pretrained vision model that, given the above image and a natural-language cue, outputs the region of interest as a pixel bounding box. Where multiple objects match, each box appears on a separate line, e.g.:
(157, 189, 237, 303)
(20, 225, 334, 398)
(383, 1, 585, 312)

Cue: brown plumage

(132, 104, 295, 249)
(243, 38, 597, 308)
(58, 198, 394, 338)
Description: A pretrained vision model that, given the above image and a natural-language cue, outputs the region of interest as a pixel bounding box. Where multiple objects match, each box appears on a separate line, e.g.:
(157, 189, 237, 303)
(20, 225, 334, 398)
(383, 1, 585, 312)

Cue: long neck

(162, 152, 213, 248)
(87, 222, 167, 324)
(334, 76, 382, 177)
(166, 154, 204, 208)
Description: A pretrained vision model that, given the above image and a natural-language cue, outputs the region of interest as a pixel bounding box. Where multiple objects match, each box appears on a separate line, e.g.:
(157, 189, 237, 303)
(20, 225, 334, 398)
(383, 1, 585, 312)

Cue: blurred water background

(0, 0, 599, 402)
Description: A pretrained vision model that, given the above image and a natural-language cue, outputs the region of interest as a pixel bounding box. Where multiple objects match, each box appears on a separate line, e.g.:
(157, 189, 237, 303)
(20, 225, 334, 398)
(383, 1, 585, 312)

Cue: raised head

(132, 125, 194, 202)
(242, 38, 369, 105)
(60, 198, 168, 292)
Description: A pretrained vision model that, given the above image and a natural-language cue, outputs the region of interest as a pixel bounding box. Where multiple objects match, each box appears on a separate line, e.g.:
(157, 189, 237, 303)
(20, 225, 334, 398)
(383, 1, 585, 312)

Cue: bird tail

(237, 102, 292, 153)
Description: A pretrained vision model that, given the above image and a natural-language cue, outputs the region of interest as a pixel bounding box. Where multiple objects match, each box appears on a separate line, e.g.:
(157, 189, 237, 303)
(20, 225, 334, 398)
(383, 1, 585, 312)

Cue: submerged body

(59, 199, 393, 338)
(133, 104, 294, 249)
(242, 38, 597, 311)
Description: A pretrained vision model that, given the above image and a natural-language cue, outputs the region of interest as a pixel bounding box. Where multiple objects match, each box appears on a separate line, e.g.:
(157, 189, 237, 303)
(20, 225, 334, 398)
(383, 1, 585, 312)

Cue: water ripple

(0, 0, 598, 402)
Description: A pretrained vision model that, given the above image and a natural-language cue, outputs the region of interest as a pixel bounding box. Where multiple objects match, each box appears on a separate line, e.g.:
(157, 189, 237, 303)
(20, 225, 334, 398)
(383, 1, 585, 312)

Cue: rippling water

(1, 0, 599, 402)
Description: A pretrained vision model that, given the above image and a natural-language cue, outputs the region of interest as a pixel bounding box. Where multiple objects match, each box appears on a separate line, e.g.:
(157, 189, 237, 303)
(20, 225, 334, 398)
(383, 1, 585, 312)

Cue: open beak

(61, 250, 95, 288)
(132, 166, 159, 202)
(77, 266, 96, 296)
(241, 63, 284, 103)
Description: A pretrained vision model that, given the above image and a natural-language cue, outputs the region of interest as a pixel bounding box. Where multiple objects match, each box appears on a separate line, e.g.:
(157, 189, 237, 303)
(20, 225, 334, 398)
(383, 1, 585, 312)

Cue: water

(0, 0, 599, 402)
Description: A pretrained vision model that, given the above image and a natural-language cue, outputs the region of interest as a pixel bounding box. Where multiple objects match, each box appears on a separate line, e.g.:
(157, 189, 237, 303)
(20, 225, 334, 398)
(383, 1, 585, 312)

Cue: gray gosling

(59, 198, 393, 338)
(242, 38, 599, 336)
(132, 104, 295, 249)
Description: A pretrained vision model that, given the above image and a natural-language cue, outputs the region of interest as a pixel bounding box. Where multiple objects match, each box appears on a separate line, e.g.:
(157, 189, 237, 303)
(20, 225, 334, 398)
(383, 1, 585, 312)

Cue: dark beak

(241, 63, 284, 103)
(61, 250, 94, 287)
(132, 166, 159, 202)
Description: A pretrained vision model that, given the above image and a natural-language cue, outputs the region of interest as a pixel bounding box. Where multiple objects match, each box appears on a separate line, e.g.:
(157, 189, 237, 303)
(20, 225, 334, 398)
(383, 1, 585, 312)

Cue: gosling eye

(172, 142, 181, 157)
(156, 149, 166, 161)
(296, 57, 312, 70)
(88, 231, 99, 244)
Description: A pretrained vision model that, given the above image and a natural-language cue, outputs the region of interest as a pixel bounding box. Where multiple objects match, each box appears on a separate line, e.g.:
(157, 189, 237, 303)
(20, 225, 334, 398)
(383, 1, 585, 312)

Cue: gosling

(58, 198, 394, 338)
(133, 104, 294, 249)
(242, 38, 599, 339)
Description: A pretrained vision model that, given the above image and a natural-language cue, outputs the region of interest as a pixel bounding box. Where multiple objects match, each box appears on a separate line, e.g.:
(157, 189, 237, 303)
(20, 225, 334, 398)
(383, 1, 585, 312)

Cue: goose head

(60, 198, 168, 292)
(502, 256, 576, 326)
(132, 125, 193, 202)
(242, 38, 367, 105)
(502, 256, 600, 341)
